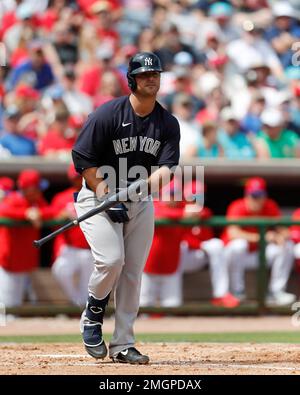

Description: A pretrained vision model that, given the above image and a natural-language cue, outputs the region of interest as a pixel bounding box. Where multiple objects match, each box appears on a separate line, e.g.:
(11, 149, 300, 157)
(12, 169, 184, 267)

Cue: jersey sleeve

(0, 203, 27, 219)
(156, 115, 180, 168)
(290, 208, 300, 243)
(72, 106, 111, 173)
(266, 199, 281, 217)
(226, 201, 244, 219)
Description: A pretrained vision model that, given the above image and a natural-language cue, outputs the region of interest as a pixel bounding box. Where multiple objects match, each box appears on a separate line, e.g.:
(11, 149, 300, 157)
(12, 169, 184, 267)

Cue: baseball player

(0, 169, 53, 307)
(223, 177, 296, 306)
(140, 180, 185, 308)
(72, 52, 180, 364)
(180, 180, 240, 308)
(51, 164, 94, 306)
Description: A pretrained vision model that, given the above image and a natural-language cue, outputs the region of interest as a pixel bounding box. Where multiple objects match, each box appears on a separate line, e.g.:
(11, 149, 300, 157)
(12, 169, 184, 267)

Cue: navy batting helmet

(127, 52, 163, 91)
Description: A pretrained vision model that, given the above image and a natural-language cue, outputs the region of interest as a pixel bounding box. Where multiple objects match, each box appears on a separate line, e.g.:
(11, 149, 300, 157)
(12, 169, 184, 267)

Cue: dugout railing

(158, 216, 300, 313)
(1, 216, 300, 315)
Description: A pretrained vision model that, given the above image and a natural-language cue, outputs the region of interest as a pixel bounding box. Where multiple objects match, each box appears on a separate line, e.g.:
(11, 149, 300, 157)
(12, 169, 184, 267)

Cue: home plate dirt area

(1, 316, 300, 375)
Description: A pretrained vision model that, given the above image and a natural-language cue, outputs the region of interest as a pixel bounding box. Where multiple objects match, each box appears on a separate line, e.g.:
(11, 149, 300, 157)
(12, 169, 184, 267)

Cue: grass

(0, 332, 300, 344)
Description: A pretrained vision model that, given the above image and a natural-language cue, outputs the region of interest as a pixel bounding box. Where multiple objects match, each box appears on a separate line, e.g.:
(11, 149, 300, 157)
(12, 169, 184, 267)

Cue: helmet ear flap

(127, 72, 137, 91)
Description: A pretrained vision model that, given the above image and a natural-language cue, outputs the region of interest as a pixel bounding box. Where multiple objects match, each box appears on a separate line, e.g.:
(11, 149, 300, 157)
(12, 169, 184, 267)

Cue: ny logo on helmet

(144, 57, 153, 66)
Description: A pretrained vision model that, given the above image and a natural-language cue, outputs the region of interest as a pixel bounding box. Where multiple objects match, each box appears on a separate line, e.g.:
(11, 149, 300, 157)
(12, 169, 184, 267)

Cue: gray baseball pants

(74, 186, 154, 356)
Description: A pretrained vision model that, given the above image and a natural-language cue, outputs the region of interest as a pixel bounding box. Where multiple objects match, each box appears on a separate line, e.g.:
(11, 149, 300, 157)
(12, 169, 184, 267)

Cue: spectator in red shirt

(180, 180, 239, 308)
(195, 86, 227, 125)
(140, 179, 185, 307)
(67, 114, 86, 138)
(79, 47, 128, 98)
(78, 0, 121, 18)
(0, 169, 54, 307)
(93, 70, 124, 108)
(38, 106, 75, 158)
(0, 7, 17, 41)
(51, 164, 93, 306)
(14, 84, 40, 114)
(11, 84, 42, 141)
(90, 1, 120, 53)
(223, 177, 295, 306)
(38, 0, 65, 32)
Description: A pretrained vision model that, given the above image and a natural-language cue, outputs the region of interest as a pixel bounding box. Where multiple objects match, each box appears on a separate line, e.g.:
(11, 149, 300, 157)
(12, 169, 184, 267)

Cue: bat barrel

(33, 220, 77, 248)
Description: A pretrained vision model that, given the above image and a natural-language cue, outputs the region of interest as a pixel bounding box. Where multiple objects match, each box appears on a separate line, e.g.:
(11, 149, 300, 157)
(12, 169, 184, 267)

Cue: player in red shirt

(290, 208, 300, 274)
(140, 179, 185, 307)
(51, 164, 94, 306)
(223, 177, 295, 306)
(0, 169, 54, 307)
(180, 180, 240, 308)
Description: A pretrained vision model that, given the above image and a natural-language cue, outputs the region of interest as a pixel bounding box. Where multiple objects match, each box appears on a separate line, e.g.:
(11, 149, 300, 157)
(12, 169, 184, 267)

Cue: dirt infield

(0, 315, 297, 335)
(1, 316, 300, 375)
(1, 342, 300, 375)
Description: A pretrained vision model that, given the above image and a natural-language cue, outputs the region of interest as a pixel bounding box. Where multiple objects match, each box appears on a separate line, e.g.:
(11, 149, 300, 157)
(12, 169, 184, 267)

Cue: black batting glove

(106, 203, 129, 223)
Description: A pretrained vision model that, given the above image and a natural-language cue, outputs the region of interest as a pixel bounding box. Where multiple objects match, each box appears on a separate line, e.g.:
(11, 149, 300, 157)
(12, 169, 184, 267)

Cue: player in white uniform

(179, 180, 240, 308)
(223, 177, 296, 306)
(51, 165, 94, 306)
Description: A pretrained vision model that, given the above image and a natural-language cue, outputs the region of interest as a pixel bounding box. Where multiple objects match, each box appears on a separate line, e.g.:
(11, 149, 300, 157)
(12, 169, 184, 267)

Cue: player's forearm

(274, 226, 291, 243)
(147, 166, 173, 195)
(82, 167, 108, 198)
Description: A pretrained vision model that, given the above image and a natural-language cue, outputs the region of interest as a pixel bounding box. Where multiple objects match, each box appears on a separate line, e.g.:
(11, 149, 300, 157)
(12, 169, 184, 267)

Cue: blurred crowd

(1, 0, 300, 159)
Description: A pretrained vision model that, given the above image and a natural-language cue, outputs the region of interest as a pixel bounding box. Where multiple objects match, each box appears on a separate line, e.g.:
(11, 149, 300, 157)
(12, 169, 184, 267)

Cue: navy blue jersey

(72, 96, 180, 185)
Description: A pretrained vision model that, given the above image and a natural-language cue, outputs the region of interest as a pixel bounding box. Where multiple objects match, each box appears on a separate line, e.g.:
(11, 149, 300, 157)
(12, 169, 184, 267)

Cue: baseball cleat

(265, 291, 296, 307)
(111, 347, 150, 364)
(211, 292, 240, 308)
(82, 322, 108, 359)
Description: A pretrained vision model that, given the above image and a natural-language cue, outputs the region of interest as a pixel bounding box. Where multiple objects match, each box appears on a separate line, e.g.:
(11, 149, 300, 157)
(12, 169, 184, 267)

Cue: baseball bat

(33, 179, 148, 248)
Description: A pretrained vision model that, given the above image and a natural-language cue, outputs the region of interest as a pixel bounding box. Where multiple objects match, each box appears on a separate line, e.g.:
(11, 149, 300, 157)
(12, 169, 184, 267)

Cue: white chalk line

(36, 354, 89, 358)
(3, 361, 101, 367)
